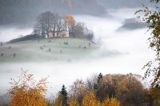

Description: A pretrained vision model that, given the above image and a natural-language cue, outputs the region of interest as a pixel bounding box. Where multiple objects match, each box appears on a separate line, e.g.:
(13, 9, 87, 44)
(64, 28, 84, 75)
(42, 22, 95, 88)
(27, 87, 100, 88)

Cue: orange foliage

(65, 15, 75, 26)
(150, 87, 160, 105)
(82, 90, 97, 106)
(69, 97, 79, 106)
(81, 90, 120, 106)
(54, 93, 63, 106)
(9, 71, 47, 106)
(102, 98, 120, 106)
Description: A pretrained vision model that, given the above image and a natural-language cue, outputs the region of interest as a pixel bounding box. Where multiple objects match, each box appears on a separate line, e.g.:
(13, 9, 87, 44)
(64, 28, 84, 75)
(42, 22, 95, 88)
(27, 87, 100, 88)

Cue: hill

(117, 18, 147, 31)
(0, 38, 97, 62)
(9, 34, 41, 43)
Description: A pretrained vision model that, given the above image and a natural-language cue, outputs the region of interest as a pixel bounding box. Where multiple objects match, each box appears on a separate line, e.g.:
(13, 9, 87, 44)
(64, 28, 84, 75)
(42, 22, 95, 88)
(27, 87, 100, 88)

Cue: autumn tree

(65, 15, 75, 26)
(82, 90, 97, 106)
(85, 73, 149, 105)
(116, 74, 146, 106)
(135, 0, 160, 88)
(54, 93, 63, 106)
(68, 97, 79, 106)
(65, 15, 76, 37)
(135, 1, 160, 105)
(65, 15, 93, 40)
(102, 98, 120, 106)
(9, 71, 47, 106)
(69, 80, 87, 104)
(150, 87, 160, 106)
(95, 74, 118, 101)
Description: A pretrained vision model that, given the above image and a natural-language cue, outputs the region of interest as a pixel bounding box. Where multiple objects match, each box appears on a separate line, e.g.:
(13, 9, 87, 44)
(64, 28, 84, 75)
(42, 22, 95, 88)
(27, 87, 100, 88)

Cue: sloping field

(0, 38, 98, 62)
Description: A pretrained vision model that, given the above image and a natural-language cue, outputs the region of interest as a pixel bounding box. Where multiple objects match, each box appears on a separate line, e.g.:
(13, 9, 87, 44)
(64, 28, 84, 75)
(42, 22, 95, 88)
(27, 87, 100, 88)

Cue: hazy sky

(0, 0, 152, 28)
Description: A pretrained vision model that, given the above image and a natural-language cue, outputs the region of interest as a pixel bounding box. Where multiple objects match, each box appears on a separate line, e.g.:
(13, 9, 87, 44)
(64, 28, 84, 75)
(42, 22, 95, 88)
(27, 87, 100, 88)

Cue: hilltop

(0, 38, 97, 62)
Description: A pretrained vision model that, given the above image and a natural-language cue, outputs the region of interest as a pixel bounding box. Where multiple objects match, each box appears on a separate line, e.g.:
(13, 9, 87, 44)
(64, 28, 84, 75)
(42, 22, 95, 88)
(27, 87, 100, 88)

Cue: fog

(0, 0, 154, 98)
(0, 28, 32, 42)
(0, 7, 155, 97)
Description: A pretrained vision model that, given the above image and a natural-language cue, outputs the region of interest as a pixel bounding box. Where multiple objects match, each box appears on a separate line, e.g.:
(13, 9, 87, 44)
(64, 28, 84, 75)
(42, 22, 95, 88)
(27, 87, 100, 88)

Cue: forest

(7, 72, 160, 106)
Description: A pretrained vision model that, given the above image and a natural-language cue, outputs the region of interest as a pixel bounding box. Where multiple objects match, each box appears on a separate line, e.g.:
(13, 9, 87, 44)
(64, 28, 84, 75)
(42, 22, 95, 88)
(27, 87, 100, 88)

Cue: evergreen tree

(61, 85, 68, 106)
(94, 73, 103, 90)
(97, 73, 103, 83)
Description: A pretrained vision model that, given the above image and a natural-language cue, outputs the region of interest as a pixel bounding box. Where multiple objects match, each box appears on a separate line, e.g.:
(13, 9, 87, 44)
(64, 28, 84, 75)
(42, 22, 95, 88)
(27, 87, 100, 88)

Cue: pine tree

(97, 73, 103, 83)
(61, 85, 68, 106)
(94, 73, 103, 90)
(95, 73, 104, 101)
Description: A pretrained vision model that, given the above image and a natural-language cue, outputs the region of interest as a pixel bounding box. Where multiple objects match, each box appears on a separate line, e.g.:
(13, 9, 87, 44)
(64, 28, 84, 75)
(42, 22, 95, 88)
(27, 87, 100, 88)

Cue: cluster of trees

(8, 72, 160, 106)
(33, 11, 94, 40)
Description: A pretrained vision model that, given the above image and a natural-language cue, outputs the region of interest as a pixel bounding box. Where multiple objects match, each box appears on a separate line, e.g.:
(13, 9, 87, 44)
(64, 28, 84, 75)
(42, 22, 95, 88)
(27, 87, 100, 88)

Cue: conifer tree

(97, 73, 103, 84)
(61, 85, 68, 106)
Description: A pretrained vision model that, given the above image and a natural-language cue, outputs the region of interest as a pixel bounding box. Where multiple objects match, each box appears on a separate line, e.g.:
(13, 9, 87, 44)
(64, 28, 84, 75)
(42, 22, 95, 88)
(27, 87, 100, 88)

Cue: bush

(9, 71, 47, 106)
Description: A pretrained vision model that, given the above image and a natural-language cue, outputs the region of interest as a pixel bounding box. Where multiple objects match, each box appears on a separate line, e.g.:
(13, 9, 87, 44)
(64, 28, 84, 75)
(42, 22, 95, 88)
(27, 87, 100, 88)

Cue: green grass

(0, 38, 98, 62)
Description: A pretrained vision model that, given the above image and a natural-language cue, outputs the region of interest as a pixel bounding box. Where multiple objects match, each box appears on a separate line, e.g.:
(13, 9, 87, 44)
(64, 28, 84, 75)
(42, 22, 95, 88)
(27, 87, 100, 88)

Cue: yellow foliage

(65, 15, 75, 26)
(150, 87, 160, 106)
(9, 71, 47, 106)
(69, 97, 79, 106)
(54, 93, 63, 106)
(153, 25, 160, 38)
(82, 90, 97, 106)
(80, 90, 120, 106)
(100, 98, 120, 106)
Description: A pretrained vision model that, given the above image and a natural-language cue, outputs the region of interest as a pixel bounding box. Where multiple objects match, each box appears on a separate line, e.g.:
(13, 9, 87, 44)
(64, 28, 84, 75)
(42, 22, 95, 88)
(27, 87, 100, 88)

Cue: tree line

(7, 72, 160, 106)
(33, 11, 94, 40)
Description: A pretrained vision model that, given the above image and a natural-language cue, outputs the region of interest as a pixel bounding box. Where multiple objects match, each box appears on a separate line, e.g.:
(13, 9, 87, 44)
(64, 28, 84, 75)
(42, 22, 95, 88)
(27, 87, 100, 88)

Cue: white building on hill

(47, 30, 69, 38)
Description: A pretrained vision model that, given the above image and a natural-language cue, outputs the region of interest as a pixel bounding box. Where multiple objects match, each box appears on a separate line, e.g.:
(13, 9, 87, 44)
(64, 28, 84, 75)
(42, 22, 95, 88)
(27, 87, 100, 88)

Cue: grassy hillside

(0, 38, 98, 62)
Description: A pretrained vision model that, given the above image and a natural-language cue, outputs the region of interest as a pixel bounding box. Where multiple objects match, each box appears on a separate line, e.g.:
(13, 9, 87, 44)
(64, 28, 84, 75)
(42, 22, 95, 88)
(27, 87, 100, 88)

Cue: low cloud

(117, 18, 147, 31)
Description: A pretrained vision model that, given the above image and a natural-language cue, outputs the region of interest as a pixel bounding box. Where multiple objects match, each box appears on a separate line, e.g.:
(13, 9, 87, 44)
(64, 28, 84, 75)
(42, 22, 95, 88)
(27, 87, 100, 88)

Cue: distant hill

(1, 0, 154, 27)
(98, 0, 152, 9)
(117, 18, 147, 31)
(0, 0, 106, 27)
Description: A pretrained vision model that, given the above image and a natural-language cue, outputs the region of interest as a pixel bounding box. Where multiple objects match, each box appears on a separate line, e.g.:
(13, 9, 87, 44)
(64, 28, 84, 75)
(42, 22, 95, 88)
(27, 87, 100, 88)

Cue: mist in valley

(0, 0, 157, 105)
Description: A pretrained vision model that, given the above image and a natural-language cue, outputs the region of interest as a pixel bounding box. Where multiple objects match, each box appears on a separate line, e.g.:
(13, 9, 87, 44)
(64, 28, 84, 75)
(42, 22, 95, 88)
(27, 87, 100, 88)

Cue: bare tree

(34, 11, 64, 38)
(34, 12, 94, 40)
(73, 22, 85, 38)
